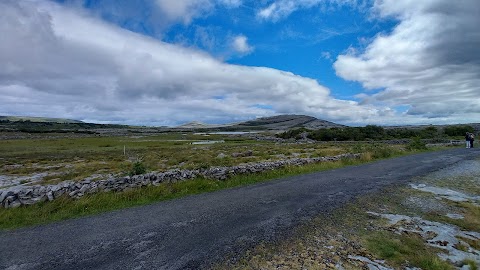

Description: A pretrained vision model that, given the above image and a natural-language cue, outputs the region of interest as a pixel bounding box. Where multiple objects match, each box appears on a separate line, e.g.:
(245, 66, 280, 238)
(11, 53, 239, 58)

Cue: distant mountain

(236, 115, 344, 130)
(175, 115, 344, 131)
(175, 121, 233, 129)
(0, 116, 84, 124)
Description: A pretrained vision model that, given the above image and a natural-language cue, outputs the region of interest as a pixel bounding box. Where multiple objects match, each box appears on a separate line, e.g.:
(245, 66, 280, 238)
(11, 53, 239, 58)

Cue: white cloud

(217, 0, 243, 8)
(321, 51, 332, 60)
(154, 0, 242, 24)
(155, 0, 213, 24)
(231, 35, 254, 54)
(257, 0, 365, 22)
(334, 0, 480, 122)
(0, 0, 386, 126)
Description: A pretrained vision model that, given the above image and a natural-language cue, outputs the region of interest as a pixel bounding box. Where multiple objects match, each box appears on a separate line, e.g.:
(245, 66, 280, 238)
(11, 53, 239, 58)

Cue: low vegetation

(0, 132, 410, 186)
(365, 232, 453, 270)
(278, 124, 475, 141)
(407, 137, 428, 150)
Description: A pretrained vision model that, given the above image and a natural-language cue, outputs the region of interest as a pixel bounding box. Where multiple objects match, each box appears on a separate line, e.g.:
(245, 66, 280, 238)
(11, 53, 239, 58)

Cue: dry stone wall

(0, 153, 360, 208)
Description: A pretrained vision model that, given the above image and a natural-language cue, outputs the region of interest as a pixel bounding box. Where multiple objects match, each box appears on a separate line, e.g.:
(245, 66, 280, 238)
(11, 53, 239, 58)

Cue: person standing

(470, 133, 475, 148)
(466, 132, 471, 148)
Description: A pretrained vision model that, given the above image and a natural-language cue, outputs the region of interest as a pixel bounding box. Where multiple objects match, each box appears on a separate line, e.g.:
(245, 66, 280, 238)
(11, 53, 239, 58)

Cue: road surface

(1, 148, 478, 270)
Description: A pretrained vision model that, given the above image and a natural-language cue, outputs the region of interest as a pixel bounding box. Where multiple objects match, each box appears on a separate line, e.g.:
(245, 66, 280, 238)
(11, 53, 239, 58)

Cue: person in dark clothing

(466, 132, 471, 148)
(470, 133, 475, 148)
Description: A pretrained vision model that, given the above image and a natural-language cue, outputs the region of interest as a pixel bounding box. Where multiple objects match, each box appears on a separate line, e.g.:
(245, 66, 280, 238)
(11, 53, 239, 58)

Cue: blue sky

(1, 0, 479, 126)
(74, 0, 394, 100)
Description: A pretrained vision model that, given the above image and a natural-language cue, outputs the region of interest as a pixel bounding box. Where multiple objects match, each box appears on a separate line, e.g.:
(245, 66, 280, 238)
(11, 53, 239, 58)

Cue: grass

(0, 157, 368, 230)
(0, 132, 451, 230)
(425, 201, 480, 232)
(1, 131, 429, 187)
(0, 133, 357, 182)
(365, 232, 453, 270)
(463, 259, 478, 270)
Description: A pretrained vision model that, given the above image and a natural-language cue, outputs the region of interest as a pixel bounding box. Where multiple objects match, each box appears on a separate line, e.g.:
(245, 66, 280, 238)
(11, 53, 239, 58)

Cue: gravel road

(1, 148, 479, 270)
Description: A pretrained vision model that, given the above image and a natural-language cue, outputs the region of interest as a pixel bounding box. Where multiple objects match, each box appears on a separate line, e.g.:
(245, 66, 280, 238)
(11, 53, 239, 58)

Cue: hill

(0, 116, 84, 124)
(174, 115, 344, 131)
(176, 121, 233, 129)
(235, 115, 344, 130)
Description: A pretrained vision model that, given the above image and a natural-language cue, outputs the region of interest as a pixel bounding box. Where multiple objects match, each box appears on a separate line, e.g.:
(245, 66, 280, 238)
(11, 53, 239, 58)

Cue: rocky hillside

(175, 121, 232, 129)
(173, 115, 344, 131)
(233, 115, 344, 130)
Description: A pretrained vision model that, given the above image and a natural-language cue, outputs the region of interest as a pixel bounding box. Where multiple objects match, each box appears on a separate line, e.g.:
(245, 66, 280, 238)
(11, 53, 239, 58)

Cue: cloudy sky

(1, 0, 479, 126)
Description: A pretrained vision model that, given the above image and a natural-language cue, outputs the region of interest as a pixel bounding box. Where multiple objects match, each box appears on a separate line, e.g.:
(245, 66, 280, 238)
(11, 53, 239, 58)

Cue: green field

(0, 132, 397, 186)
(0, 131, 450, 229)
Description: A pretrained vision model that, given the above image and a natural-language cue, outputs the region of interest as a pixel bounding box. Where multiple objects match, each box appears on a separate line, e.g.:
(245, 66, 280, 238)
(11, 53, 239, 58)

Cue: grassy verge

(0, 157, 367, 230)
(365, 231, 453, 270)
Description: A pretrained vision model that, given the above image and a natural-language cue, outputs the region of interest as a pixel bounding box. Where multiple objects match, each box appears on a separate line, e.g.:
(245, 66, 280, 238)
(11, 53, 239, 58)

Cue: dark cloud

(335, 0, 480, 123)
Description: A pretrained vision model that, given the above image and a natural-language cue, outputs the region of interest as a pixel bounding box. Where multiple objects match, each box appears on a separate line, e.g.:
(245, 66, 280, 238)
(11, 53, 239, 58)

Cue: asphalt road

(1, 148, 479, 270)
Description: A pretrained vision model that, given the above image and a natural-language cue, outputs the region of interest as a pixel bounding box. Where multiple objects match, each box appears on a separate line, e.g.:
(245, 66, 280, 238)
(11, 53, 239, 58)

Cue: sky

(0, 0, 479, 126)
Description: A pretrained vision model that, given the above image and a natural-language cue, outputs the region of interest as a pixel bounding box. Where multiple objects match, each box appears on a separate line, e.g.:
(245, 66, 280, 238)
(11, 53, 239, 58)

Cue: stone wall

(0, 153, 360, 208)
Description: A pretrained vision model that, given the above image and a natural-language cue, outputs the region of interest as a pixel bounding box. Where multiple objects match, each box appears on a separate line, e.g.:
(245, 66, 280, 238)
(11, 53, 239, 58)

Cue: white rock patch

(410, 184, 480, 205)
(369, 212, 480, 266)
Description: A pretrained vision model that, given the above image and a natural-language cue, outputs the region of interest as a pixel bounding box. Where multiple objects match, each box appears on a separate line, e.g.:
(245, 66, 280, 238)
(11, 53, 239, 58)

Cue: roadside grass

(365, 232, 453, 270)
(463, 259, 479, 270)
(425, 201, 480, 232)
(430, 176, 480, 197)
(415, 170, 480, 232)
(357, 188, 453, 270)
(0, 157, 371, 230)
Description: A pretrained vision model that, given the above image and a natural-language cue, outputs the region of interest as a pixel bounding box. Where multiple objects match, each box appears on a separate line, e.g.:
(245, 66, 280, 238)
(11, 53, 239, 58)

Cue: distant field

(0, 132, 411, 188)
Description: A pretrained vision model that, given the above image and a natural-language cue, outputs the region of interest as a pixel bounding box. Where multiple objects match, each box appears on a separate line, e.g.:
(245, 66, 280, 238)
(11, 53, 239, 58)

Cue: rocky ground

(216, 159, 480, 270)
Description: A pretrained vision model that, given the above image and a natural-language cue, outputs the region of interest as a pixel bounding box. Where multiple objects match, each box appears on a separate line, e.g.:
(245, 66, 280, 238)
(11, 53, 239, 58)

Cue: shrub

(369, 144, 396, 159)
(407, 137, 427, 151)
(444, 125, 474, 137)
(129, 161, 147, 176)
(276, 128, 308, 139)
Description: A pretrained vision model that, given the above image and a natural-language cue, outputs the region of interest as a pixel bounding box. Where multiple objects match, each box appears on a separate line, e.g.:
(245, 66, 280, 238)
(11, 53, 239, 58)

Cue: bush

(368, 144, 397, 159)
(407, 137, 427, 151)
(444, 125, 474, 137)
(129, 161, 147, 176)
(277, 128, 308, 139)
